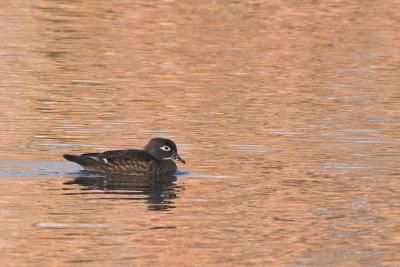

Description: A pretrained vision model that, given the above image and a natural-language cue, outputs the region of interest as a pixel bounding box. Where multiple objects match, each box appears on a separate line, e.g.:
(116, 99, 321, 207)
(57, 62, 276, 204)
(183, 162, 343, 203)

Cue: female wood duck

(63, 138, 185, 176)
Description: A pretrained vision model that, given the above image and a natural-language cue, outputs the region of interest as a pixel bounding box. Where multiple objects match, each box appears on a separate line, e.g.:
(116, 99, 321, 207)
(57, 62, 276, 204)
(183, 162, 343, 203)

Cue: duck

(63, 138, 185, 176)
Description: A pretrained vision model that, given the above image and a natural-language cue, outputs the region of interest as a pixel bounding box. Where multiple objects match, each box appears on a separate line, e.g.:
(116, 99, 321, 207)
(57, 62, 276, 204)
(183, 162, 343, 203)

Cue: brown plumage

(63, 138, 185, 176)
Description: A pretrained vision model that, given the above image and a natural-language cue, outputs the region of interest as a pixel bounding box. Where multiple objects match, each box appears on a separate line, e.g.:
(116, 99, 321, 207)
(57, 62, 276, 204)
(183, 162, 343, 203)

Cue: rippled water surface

(1, 1, 400, 266)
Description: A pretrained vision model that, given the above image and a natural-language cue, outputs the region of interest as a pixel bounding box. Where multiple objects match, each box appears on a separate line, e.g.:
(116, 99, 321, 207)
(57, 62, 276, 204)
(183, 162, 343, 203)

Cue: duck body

(63, 138, 185, 176)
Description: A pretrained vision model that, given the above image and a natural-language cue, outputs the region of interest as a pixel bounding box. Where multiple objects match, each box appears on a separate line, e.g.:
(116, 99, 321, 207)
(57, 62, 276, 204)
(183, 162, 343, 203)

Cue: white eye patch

(160, 145, 171, 151)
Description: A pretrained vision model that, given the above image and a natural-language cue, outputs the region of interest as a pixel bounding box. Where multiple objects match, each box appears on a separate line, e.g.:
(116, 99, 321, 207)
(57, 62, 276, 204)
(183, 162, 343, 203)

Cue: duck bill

(172, 152, 186, 164)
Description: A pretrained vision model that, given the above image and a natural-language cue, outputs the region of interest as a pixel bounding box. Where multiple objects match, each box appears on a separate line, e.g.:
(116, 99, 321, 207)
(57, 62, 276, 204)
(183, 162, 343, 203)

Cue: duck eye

(160, 145, 171, 151)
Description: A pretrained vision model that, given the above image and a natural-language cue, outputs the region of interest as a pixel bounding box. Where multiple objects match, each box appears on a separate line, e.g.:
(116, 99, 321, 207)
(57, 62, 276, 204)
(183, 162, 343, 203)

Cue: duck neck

(159, 159, 177, 173)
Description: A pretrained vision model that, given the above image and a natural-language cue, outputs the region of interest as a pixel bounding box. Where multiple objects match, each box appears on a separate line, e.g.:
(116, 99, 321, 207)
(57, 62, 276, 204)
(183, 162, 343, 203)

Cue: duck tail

(63, 154, 99, 167)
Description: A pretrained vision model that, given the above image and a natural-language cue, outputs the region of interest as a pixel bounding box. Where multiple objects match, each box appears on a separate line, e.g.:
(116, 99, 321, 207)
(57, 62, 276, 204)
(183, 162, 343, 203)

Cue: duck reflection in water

(63, 172, 183, 211)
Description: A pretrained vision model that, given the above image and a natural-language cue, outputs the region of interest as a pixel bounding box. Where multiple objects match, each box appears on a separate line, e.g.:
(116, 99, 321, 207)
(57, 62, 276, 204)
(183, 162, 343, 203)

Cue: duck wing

(64, 149, 163, 175)
(87, 149, 155, 164)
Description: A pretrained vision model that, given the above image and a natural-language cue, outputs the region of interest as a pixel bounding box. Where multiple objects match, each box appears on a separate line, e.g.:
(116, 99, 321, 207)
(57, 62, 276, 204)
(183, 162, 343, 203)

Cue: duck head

(145, 138, 186, 164)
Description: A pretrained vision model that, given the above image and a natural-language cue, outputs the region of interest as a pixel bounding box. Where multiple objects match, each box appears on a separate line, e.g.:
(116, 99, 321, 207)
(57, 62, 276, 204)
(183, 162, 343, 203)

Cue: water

(1, 0, 400, 266)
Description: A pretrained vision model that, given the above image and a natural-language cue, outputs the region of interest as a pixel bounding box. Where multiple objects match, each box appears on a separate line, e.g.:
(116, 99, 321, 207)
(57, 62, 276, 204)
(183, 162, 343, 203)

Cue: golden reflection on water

(1, 0, 400, 266)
